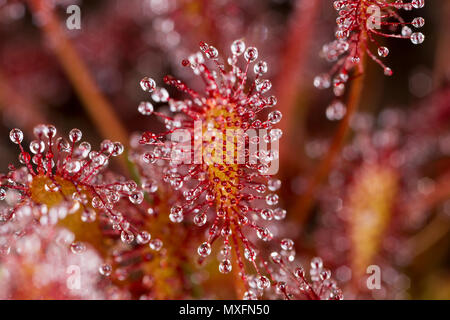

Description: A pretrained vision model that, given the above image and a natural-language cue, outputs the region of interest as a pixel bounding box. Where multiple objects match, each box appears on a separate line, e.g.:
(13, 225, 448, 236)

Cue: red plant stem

(408, 170, 450, 258)
(433, 0, 450, 86)
(276, 0, 321, 167)
(292, 61, 366, 224)
(26, 0, 129, 171)
(230, 225, 247, 299)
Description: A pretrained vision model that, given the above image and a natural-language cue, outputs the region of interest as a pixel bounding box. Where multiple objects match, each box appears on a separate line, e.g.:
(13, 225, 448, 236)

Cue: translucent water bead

(140, 77, 156, 92)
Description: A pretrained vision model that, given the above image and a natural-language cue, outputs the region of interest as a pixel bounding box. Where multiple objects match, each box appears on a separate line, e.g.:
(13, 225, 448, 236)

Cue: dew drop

(243, 291, 257, 300)
(313, 74, 331, 89)
(205, 46, 218, 59)
(377, 46, 389, 57)
(265, 193, 279, 206)
(91, 196, 104, 209)
(112, 142, 124, 156)
(143, 152, 156, 164)
(70, 241, 86, 254)
(151, 87, 169, 103)
(280, 238, 294, 251)
(268, 111, 282, 124)
(69, 128, 82, 143)
(410, 32, 425, 44)
(138, 101, 154, 115)
(81, 208, 96, 222)
(268, 178, 281, 191)
(257, 276, 270, 290)
(120, 230, 135, 244)
(273, 208, 287, 220)
(140, 77, 156, 92)
(149, 238, 163, 251)
(44, 183, 60, 192)
(276, 281, 287, 293)
(254, 61, 268, 75)
(244, 47, 258, 62)
(129, 191, 144, 204)
(169, 205, 184, 223)
(260, 208, 274, 220)
(412, 17, 425, 28)
(294, 267, 305, 278)
(30, 140, 45, 154)
(311, 257, 323, 269)
(384, 67, 393, 76)
(256, 227, 273, 241)
(99, 263, 112, 276)
(244, 247, 257, 261)
(256, 79, 272, 93)
(219, 259, 232, 274)
(43, 125, 57, 139)
(137, 231, 151, 244)
(412, 0, 425, 9)
(9, 128, 23, 144)
(271, 252, 282, 264)
(231, 39, 245, 56)
(326, 101, 346, 121)
(193, 212, 207, 226)
(401, 26, 412, 37)
(197, 242, 211, 257)
(0, 244, 11, 255)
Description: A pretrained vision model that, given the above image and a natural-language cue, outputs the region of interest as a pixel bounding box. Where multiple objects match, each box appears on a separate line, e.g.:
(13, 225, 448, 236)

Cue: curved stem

(292, 65, 366, 224)
(276, 0, 322, 169)
(27, 0, 129, 172)
(433, 0, 450, 87)
(408, 170, 450, 258)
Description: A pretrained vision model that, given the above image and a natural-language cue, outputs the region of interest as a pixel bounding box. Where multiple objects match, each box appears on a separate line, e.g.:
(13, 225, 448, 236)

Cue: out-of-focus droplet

(268, 111, 282, 124)
(70, 241, 86, 254)
(138, 101, 154, 115)
(99, 263, 112, 276)
(314, 74, 331, 89)
(137, 231, 151, 244)
(384, 67, 393, 76)
(149, 238, 163, 251)
(326, 101, 347, 121)
(257, 276, 270, 290)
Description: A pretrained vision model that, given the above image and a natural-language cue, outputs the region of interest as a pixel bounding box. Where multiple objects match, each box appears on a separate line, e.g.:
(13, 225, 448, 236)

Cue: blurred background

(0, 0, 449, 299)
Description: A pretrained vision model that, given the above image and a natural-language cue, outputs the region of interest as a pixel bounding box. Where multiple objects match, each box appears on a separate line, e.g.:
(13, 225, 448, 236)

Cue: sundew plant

(0, 0, 448, 301)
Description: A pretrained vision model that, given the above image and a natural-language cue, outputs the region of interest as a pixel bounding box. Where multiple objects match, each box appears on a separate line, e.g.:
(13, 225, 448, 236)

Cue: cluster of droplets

(1, 125, 150, 247)
(266, 250, 343, 300)
(136, 40, 287, 290)
(315, 0, 426, 109)
(0, 205, 127, 299)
